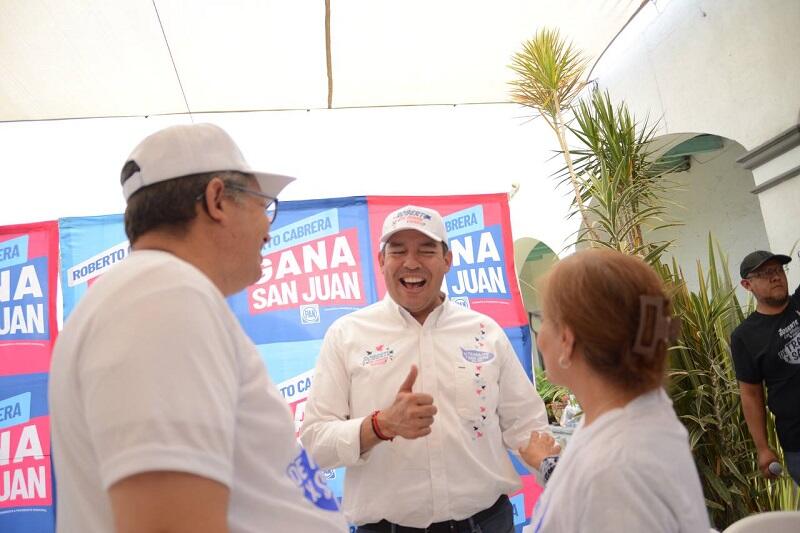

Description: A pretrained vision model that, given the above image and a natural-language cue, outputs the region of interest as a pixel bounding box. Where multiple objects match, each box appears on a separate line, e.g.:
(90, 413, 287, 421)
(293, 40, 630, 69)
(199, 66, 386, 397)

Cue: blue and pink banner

(0, 221, 58, 533)
(2, 193, 537, 532)
(58, 214, 128, 323)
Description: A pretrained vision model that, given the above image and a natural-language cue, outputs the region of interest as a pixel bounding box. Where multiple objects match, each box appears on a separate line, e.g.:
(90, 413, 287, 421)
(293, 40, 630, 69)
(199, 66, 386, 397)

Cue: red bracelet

(371, 410, 394, 441)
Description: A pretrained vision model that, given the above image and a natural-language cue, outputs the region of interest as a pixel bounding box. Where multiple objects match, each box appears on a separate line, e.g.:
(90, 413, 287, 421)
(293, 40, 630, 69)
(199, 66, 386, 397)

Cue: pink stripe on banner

(0, 342, 51, 376)
(0, 415, 53, 509)
(513, 474, 543, 519)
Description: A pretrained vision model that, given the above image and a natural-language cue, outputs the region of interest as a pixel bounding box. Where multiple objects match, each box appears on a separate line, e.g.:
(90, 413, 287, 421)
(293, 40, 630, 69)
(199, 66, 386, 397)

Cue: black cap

(740, 250, 791, 278)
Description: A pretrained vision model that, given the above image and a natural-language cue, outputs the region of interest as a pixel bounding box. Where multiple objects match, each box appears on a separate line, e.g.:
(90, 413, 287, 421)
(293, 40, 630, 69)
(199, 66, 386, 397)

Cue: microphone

(768, 461, 783, 476)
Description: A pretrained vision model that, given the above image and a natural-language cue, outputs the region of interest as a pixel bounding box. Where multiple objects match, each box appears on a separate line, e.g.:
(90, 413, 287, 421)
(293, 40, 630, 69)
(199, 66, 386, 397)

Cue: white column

(738, 124, 800, 289)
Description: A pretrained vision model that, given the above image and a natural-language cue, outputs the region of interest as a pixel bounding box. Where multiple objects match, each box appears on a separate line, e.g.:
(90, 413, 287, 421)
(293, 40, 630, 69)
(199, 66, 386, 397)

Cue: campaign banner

(58, 215, 128, 323)
(366, 195, 529, 330)
(0, 222, 59, 378)
(0, 374, 54, 532)
(230, 196, 376, 346)
(0, 222, 58, 533)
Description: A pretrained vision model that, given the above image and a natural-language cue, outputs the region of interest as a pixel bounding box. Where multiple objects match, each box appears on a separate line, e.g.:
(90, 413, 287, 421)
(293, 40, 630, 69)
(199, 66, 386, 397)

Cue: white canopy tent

(1, 0, 641, 119)
(0, 0, 645, 253)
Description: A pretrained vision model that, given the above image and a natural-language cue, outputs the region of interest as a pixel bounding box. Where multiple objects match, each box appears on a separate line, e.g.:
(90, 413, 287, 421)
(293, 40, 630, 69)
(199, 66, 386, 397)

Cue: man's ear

(740, 278, 752, 292)
(200, 178, 227, 222)
(444, 248, 453, 272)
(378, 248, 386, 272)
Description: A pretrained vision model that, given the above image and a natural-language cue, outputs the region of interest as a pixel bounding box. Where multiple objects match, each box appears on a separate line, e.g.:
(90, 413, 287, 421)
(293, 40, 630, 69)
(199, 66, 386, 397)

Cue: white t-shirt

(529, 388, 710, 533)
(300, 295, 549, 527)
(49, 250, 346, 533)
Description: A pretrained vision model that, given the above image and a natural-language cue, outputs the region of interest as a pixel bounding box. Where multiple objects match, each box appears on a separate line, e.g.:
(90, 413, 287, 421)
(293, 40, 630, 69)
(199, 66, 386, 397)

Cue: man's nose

(403, 255, 422, 269)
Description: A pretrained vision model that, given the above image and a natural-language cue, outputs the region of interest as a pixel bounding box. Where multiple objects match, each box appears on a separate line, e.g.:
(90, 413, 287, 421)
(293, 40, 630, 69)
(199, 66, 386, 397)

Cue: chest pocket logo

(460, 348, 495, 364)
(361, 344, 395, 367)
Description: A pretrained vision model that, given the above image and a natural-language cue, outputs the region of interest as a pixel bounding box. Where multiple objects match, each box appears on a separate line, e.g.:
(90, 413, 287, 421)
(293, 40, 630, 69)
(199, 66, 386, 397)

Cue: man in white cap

(300, 205, 549, 532)
(50, 123, 346, 532)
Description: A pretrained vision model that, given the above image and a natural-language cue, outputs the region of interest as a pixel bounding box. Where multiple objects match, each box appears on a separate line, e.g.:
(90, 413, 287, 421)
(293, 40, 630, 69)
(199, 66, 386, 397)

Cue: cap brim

(746, 253, 792, 277)
(253, 172, 296, 199)
(380, 227, 444, 245)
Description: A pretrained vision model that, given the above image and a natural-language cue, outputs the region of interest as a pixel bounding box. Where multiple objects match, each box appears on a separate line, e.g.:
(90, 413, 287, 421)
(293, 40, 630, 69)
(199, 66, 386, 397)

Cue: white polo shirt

(300, 295, 549, 527)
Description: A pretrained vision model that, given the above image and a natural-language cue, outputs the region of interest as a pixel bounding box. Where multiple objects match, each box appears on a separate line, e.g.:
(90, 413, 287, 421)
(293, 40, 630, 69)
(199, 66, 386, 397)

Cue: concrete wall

(593, 0, 800, 151)
(745, 138, 800, 289)
(595, 0, 800, 290)
(648, 137, 770, 296)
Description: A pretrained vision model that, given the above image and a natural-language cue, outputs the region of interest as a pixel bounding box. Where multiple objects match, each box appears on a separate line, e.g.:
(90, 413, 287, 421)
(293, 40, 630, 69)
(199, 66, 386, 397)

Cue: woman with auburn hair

(522, 249, 710, 532)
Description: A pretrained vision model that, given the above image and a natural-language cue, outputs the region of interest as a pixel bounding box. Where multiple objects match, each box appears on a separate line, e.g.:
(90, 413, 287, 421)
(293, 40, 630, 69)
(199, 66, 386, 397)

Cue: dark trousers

(356, 494, 514, 533)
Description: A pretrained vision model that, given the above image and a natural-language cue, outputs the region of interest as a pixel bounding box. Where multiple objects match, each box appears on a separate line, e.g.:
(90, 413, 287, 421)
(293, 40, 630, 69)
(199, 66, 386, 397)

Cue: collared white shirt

(300, 295, 548, 527)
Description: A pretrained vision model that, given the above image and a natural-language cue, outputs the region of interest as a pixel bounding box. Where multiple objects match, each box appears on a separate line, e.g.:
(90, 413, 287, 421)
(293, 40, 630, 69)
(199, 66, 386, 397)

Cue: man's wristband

(371, 410, 394, 441)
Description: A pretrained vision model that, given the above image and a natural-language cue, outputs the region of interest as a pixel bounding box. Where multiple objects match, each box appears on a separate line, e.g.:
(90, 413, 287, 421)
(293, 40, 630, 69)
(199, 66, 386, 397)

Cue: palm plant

(563, 90, 680, 264)
(511, 28, 799, 529)
(534, 366, 571, 424)
(509, 28, 598, 242)
(657, 238, 799, 528)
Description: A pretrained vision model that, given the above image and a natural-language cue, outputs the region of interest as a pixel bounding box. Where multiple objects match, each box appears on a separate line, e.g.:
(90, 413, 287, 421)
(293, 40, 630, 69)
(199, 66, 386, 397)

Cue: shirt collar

(382, 292, 450, 328)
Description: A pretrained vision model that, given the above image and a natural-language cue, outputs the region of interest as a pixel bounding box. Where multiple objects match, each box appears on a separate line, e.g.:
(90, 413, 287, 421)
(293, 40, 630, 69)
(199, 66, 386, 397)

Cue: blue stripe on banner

(510, 492, 526, 526)
(0, 257, 50, 341)
(446, 224, 511, 300)
(504, 325, 533, 381)
(0, 235, 29, 270)
(263, 208, 340, 254)
(443, 205, 484, 238)
(58, 214, 127, 322)
(256, 340, 324, 384)
(0, 392, 31, 429)
(0, 373, 49, 420)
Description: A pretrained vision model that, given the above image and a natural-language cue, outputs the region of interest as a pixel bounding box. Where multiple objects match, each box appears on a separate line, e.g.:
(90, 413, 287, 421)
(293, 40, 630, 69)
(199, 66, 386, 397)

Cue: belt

(359, 494, 510, 532)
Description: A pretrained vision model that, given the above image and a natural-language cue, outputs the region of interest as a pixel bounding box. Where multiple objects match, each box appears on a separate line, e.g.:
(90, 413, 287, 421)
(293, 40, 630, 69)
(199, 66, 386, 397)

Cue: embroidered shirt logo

(362, 344, 395, 366)
(460, 348, 494, 363)
(460, 323, 494, 363)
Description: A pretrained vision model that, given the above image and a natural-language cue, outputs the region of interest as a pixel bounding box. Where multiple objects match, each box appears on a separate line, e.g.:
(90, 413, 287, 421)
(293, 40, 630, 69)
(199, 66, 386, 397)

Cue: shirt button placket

(420, 317, 450, 522)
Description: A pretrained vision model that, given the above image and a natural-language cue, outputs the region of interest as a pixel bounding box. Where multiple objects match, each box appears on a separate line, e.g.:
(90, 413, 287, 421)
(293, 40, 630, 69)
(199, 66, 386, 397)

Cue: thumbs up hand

(377, 365, 437, 439)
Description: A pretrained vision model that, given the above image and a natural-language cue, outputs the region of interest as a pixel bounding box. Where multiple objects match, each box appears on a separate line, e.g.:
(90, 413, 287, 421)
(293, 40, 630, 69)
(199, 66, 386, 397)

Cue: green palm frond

(509, 28, 598, 243)
(509, 28, 590, 123)
(554, 90, 677, 262)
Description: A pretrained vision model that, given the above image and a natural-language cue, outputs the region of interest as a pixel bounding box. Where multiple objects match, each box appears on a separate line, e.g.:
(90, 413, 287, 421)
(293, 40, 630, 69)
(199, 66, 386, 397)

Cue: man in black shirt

(731, 250, 800, 485)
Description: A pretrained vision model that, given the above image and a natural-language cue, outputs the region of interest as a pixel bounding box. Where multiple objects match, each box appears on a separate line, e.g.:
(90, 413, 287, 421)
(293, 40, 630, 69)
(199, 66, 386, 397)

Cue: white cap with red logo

(380, 205, 447, 246)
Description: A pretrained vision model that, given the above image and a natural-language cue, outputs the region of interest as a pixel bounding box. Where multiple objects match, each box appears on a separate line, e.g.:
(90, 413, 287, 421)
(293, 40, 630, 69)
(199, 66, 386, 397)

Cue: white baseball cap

(380, 205, 448, 246)
(121, 123, 295, 201)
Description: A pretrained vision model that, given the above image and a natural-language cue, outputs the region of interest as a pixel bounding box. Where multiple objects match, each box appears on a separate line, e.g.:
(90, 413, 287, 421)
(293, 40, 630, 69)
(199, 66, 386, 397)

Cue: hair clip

(632, 294, 681, 358)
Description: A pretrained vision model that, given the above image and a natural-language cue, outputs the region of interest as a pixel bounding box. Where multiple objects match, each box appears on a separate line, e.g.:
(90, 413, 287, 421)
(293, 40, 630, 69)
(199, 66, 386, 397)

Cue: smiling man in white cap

(300, 205, 549, 532)
(50, 123, 346, 533)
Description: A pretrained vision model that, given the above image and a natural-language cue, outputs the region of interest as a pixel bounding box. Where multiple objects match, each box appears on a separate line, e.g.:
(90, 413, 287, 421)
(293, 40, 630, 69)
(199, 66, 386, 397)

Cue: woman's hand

(519, 431, 561, 470)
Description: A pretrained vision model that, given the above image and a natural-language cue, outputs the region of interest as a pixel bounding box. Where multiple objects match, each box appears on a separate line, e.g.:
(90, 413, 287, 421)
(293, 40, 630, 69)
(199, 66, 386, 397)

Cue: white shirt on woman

(529, 388, 710, 533)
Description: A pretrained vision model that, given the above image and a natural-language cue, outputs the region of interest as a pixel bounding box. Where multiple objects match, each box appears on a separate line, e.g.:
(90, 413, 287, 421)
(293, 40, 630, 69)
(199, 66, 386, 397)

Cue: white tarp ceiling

(1, 0, 641, 121)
